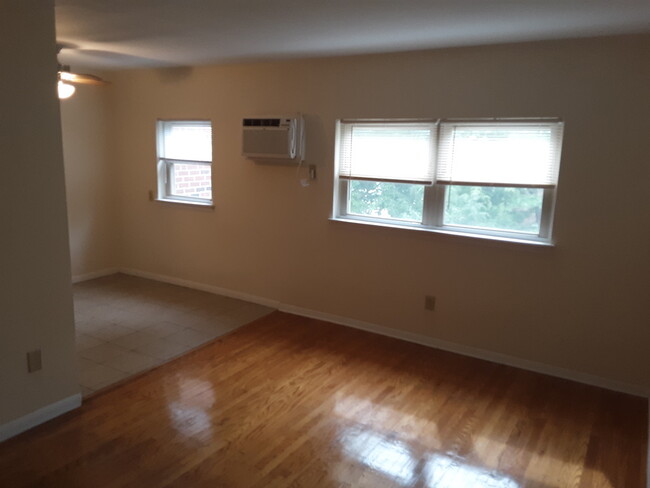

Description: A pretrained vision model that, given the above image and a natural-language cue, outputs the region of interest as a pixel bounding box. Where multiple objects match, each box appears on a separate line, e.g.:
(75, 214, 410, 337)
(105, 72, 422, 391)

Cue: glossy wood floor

(0, 312, 646, 487)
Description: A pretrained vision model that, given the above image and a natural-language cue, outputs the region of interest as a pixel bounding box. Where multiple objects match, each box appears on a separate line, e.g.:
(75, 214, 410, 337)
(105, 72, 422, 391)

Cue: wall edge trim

(71, 268, 119, 284)
(120, 268, 281, 309)
(279, 303, 650, 398)
(0, 393, 82, 443)
(96, 268, 650, 398)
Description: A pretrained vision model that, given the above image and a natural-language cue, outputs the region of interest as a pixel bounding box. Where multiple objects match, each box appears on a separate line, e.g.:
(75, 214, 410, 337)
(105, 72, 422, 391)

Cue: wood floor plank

(0, 311, 646, 488)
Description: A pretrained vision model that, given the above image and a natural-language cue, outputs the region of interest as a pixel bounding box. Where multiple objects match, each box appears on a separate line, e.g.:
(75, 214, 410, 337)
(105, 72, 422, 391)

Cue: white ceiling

(55, 0, 650, 70)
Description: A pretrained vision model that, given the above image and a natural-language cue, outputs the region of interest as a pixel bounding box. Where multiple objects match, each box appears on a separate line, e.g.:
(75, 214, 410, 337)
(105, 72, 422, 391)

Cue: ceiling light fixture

(57, 80, 76, 99)
(55, 51, 110, 100)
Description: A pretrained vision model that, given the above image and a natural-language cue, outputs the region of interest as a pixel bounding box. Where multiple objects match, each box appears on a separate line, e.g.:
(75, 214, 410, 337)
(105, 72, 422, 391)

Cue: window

(334, 118, 564, 244)
(157, 120, 213, 205)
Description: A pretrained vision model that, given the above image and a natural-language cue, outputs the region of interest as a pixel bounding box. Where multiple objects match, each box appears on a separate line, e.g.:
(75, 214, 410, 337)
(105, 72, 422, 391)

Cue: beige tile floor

(74, 273, 274, 396)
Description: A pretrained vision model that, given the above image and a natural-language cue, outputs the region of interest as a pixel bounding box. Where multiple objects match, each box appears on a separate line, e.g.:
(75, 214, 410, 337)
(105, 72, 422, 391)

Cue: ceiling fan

(57, 64, 110, 99)
(56, 45, 110, 99)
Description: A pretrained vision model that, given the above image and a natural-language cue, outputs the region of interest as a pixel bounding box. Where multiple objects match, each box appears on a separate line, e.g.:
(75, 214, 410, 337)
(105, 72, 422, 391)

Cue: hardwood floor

(0, 312, 647, 487)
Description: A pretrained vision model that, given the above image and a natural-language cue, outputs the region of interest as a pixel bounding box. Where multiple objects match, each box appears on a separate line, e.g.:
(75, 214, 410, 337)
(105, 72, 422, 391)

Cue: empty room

(1, 1, 649, 487)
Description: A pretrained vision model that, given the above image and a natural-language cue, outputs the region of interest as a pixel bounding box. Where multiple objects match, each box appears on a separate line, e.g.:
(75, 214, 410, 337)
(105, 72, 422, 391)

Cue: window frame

(332, 118, 563, 245)
(156, 119, 213, 206)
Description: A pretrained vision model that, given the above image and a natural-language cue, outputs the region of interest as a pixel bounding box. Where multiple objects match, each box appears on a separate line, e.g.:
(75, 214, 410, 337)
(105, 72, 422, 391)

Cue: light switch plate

(27, 349, 42, 372)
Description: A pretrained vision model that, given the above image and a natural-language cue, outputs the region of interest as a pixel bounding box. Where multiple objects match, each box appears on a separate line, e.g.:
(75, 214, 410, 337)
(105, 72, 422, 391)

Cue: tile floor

(74, 273, 274, 396)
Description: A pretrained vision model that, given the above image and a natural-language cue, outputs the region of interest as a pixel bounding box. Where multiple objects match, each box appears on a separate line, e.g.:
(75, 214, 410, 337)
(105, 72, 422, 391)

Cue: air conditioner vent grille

(242, 115, 303, 162)
(243, 118, 290, 127)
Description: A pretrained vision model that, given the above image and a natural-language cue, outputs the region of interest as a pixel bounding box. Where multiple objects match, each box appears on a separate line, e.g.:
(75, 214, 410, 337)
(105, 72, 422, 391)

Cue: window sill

(329, 216, 555, 248)
(154, 198, 214, 209)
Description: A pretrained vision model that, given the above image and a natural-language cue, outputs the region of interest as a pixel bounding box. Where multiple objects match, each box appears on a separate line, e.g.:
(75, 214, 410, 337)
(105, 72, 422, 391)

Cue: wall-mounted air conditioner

(242, 115, 304, 162)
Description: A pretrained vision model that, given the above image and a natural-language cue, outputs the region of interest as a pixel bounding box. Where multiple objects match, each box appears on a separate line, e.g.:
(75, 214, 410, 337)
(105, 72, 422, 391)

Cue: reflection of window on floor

(341, 430, 417, 485)
(334, 393, 520, 487)
(423, 452, 519, 488)
(168, 378, 214, 441)
(340, 429, 520, 487)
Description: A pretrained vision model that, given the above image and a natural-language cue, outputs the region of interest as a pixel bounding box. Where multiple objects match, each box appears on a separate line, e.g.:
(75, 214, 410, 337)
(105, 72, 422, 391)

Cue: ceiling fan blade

(59, 71, 109, 86)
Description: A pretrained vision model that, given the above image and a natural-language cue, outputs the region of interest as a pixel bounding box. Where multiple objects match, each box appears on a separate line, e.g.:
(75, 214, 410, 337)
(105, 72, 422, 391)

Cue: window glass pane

(341, 124, 435, 183)
(349, 180, 424, 222)
(444, 186, 543, 234)
(437, 123, 561, 186)
(170, 163, 212, 200)
(163, 123, 212, 162)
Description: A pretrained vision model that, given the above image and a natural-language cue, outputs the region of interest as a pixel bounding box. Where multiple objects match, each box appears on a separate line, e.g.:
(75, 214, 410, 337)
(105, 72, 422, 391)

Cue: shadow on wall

(155, 66, 194, 83)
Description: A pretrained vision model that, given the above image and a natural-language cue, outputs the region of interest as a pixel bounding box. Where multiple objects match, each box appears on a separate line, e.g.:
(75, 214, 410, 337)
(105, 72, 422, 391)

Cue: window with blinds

(437, 122, 563, 188)
(157, 120, 213, 205)
(334, 118, 564, 244)
(338, 120, 437, 184)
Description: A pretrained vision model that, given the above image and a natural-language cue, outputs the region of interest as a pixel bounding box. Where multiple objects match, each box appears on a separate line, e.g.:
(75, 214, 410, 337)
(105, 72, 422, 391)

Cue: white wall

(0, 1, 79, 429)
(61, 82, 117, 278)
(65, 34, 650, 393)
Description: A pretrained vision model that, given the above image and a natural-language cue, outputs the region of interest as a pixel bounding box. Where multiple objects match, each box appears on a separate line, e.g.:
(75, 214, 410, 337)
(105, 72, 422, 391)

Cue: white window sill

(329, 216, 555, 248)
(154, 198, 214, 209)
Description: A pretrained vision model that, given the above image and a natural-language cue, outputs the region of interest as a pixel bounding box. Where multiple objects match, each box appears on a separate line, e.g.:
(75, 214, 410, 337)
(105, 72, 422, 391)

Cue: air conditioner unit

(242, 115, 304, 162)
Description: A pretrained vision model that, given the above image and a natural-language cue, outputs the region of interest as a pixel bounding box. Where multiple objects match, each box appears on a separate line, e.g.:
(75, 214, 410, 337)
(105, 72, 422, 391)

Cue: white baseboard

(278, 303, 650, 399)
(120, 268, 281, 309)
(0, 393, 82, 442)
(71, 268, 119, 284)
(77, 267, 650, 398)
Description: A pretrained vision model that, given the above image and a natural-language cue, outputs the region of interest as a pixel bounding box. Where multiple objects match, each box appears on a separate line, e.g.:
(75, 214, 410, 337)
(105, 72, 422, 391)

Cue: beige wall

(61, 82, 117, 278)
(0, 1, 78, 426)
(71, 34, 648, 392)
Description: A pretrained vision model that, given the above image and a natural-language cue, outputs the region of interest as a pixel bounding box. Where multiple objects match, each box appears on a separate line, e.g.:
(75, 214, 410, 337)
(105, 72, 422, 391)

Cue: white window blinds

(160, 121, 212, 162)
(338, 120, 437, 184)
(437, 121, 563, 188)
